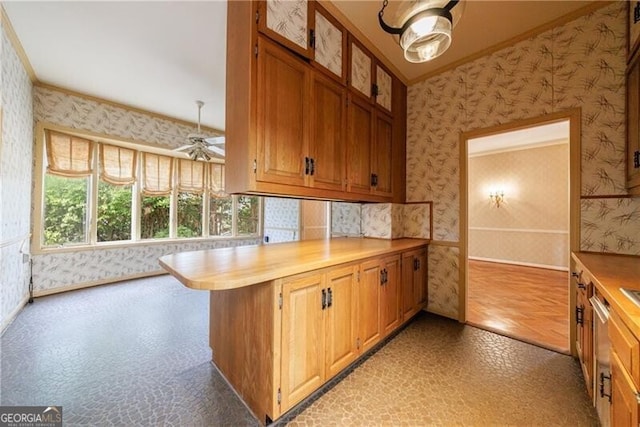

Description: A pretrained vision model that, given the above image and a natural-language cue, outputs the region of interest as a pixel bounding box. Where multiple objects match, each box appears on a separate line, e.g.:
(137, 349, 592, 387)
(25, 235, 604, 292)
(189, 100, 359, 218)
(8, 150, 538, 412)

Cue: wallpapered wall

(1, 24, 34, 330)
(468, 143, 569, 268)
(263, 197, 300, 243)
(408, 3, 640, 319)
(31, 86, 259, 296)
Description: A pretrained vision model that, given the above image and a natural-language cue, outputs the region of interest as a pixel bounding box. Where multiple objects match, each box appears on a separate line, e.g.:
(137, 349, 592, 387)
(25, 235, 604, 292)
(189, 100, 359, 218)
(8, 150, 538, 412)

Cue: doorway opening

(460, 110, 581, 354)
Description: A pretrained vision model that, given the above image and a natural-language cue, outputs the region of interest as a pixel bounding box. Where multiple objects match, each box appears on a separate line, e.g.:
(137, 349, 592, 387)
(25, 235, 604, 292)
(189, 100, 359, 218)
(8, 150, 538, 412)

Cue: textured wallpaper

(468, 144, 569, 268)
(581, 198, 640, 255)
(408, 2, 630, 318)
(1, 24, 34, 329)
(427, 245, 459, 319)
(331, 202, 362, 237)
(357, 203, 432, 240)
(33, 86, 220, 149)
(263, 197, 300, 243)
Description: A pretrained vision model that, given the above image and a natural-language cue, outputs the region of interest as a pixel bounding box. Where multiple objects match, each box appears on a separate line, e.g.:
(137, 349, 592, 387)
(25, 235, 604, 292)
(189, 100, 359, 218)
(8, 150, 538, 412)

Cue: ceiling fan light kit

(173, 100, 225, 162)
(379, 0, 461, 63)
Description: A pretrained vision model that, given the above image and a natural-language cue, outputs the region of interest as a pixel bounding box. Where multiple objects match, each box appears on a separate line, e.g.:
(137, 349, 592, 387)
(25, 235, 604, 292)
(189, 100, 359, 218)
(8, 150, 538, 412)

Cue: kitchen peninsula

(159, 237, 429, 424)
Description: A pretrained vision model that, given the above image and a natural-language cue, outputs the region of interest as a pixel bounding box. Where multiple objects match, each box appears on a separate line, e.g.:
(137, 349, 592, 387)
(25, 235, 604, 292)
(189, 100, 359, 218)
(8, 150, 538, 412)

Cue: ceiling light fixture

(378, 0, 461, 63)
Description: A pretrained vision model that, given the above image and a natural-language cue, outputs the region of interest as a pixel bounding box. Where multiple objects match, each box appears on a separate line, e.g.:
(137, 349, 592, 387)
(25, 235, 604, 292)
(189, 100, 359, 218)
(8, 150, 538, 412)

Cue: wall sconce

(489, 191, 505, 208)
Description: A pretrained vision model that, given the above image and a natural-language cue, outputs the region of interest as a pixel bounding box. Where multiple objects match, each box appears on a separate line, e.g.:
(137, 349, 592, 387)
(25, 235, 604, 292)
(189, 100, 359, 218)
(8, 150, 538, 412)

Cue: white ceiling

(3, 1, 597, 132)
(468, 120, 569, 156)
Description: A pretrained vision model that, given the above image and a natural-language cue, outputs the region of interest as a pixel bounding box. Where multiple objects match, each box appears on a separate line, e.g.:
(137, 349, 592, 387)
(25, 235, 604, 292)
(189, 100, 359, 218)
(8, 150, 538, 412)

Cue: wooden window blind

(142, 153, 173, 196)
(99, 144, 137, 185)
(45, 130, 94, 177)
(209, 163, 226, 196)
(177, 159, 205, 193)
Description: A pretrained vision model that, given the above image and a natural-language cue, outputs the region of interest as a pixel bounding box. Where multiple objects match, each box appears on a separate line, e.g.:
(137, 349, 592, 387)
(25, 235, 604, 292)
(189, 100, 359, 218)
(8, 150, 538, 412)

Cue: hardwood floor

(467, 260, 569, 353)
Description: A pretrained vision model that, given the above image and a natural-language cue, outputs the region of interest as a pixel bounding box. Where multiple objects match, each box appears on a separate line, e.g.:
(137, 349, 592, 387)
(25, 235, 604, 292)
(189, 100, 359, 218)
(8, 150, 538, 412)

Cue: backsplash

(263, 197, 300, 243)
(333, 202, 432, 240)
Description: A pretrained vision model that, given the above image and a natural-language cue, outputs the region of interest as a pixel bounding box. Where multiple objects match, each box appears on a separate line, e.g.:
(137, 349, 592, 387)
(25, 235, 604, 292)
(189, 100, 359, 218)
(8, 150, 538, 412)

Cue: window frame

(33, 122, 262, 254)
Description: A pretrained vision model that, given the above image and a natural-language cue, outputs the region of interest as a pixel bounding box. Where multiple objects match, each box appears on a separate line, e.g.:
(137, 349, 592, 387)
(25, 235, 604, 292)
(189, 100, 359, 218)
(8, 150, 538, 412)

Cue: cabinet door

(611, 351, 640, 427)
(313, 4, 346, 84)
(627, 52, 640, 194)
(576, 288, 594, 398)
(401, 252, 416, 321)
(359, 260, 381, 352)
(349, 37, 373, 100)
(374, 64, 393, 114)
(346, 95, 373, 194)
(280, 273, 325, 410)
(258, 0, 314, 59)
(310, 72, 346, 192)
(325, 265, 358, 378)
(372, 111, 393, 197)
(414, 249, 428, 307)
(257, 37, 310, 187)
(380, 255, 401, 337)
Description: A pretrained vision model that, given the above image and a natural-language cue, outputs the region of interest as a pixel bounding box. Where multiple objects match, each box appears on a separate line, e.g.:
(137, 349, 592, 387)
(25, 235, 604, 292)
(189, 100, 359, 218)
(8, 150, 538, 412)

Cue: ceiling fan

(173, 100, 225, 161)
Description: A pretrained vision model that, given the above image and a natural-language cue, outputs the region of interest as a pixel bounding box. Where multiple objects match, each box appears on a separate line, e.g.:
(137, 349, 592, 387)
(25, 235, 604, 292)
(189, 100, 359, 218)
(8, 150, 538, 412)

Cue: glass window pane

(209, 196, 232, 237)
(237, 196, 260, 236)
(97, 181, 132, 242)
(177, 192, 203, 238)
(141, 195, 170, 239)
(43, 174, 89, 246)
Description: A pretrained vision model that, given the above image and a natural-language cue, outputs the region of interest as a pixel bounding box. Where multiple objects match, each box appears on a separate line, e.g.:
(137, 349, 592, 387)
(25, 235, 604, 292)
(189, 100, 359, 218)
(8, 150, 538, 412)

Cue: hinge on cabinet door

(309, 29, 316, 49)
(254, 44, 258, 58)
(357, 271, 360, 282)
(634, 150, 640, 169)
(356, 337, 360, 349)
(372, 83, 379, 97)
(278, 293, 282, 310)
(255, 10, 260, 24)
(277, 388, 281, 405)
(253, 159, 257, 173)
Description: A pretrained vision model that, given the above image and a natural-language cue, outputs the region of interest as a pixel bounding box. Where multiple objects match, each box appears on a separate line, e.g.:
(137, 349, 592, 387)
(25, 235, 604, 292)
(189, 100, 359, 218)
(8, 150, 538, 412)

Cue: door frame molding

(458, 108, 581, 354)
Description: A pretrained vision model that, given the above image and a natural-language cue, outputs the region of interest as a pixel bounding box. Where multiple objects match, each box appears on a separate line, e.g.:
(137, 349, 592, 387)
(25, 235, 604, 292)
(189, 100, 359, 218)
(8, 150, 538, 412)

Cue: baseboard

(33, 270, 167, 297)
(468, 256, 568, 272)
(1, 293, 30, 335)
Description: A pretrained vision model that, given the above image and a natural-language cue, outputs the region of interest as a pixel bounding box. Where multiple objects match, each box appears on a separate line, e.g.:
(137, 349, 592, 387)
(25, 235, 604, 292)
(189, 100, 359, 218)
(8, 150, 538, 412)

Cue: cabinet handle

(571, 272, 579, 278)
(414, 258, 420, 271)
(309, 158, 315, 176)
(327, 287, 333, 307)
(576, 306, 584, 325)
(322, 289, 327, 310)
(371, 174, 378, 187)
(600, 372, 612, 402)
(309, 29, 316, 49)
(380, 269, 385, 285)
(634, 150, 640, 169)
(304, 157, 310, 175)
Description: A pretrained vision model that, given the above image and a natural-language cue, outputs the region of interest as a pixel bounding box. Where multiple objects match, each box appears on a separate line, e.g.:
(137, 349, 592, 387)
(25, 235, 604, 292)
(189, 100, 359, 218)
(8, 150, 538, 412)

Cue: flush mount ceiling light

(378, 0, 463, 63)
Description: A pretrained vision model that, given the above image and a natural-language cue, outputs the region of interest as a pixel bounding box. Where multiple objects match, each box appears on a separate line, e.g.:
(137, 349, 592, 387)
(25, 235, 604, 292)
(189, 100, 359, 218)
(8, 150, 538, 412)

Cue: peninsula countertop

(159, 237, 430, 291)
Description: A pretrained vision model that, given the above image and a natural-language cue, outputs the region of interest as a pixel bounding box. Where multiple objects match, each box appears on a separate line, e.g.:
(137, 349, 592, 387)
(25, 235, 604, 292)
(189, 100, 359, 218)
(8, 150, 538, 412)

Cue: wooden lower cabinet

(611, 350, 640, 426)
(210, 245, 428, 424)
(574, 277, 594, 398)
(401, 249, 428, 321)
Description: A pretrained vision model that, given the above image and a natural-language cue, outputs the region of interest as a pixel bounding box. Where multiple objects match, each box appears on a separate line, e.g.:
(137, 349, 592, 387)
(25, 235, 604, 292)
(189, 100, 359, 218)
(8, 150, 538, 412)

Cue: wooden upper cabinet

(258, 0, 314, 59)
(374, 64, 393, 114)
(310, 72, 346, 192)
(312, 4, 347, 84)
(256, 37, 310, 187)
(346, 94, 373, 195)
(627, 50, 640, 195)
(349, 37, 374, 100)
(372, 111, 393, 197)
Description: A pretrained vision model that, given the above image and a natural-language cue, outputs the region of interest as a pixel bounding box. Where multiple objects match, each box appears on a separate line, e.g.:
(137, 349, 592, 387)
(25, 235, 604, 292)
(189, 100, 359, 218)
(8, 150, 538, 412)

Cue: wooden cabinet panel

(310, 72, 346, 191)
(627, 51, 640, 195)
(414, 249, 427, 307)
(574, 273, 594, 398)
(347, 95, 373, 194)
(313, 4, 346, 83)
(610, 310, 640, 389)
(258, 0, 313, 59)
(359, 260, 381, 352)
(372, 112, 393, 197)
(281, 273, 325, 410)
(257, 37, 310, 187)
(611, 350, 640, 427)
(401, 249, 428, 321)
(380, 255, 401, 337)
(325, 265, 358, 378)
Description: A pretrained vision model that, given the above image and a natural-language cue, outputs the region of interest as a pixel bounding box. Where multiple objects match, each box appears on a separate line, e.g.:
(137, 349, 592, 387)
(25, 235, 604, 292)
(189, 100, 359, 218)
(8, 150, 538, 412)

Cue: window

(37, 127, 261, 249)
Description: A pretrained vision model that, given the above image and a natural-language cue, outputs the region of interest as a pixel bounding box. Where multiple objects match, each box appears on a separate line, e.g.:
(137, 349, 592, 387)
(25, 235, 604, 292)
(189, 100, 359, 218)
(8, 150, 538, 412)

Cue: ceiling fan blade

(174, 144, 193, 152)
(204, 135, 225, 146)
(208, 145, 225, 157)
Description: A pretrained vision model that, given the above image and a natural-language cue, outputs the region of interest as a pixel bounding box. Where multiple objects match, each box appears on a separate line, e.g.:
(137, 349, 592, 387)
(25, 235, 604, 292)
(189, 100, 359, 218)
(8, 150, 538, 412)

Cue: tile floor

(1, 275, 598, 426)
